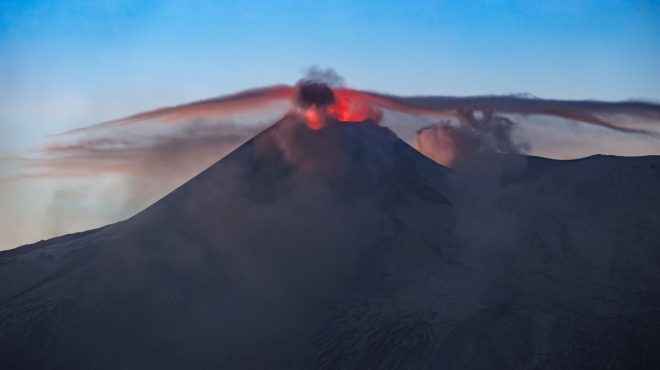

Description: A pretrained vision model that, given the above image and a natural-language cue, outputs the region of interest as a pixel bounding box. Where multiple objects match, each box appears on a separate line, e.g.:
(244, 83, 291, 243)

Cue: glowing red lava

(302, 88, 382, 129)
(329, 90, 372, 122)
(304, 108, 323, 130)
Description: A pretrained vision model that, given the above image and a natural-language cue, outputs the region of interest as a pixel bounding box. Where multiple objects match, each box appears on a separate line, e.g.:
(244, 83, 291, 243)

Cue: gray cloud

(301, 66, 345, 87)
(415, 110, 530, 167)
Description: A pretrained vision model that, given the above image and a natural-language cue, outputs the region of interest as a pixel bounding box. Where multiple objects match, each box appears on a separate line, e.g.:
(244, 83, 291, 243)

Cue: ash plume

(302, 66, 345, 87)
(296, 81, 336, 109)
(415, 109, 530, 167)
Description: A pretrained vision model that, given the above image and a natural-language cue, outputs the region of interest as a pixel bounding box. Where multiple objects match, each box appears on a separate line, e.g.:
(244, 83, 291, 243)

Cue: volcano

(1, 116, 660, 369)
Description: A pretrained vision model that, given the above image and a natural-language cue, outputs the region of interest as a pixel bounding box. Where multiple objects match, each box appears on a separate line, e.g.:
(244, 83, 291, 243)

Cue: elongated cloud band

(1, 83, 660, 251)
(4, 84, 660, 182)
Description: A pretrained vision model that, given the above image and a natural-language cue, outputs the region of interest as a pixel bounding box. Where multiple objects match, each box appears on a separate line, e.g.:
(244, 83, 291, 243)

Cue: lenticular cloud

(4, 82, 660, 180)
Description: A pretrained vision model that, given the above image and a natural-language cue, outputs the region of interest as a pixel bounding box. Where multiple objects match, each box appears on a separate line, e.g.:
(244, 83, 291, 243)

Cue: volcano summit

(1, 116, 659, 369)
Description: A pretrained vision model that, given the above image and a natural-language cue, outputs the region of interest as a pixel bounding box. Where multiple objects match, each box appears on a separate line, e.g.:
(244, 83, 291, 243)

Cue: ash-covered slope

(0, 117, 451, 369)
(1, 117, 659, 370)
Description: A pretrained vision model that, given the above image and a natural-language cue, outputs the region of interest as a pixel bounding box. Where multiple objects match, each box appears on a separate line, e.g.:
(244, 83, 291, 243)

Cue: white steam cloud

(415, 110, 530, 167)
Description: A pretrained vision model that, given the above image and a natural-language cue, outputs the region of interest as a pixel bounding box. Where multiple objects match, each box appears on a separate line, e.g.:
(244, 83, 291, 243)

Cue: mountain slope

(1, 117, 659, 369)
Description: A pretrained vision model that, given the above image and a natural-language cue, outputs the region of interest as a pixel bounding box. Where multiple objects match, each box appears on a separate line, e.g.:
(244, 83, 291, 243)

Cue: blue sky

(1, 0, 659, 150)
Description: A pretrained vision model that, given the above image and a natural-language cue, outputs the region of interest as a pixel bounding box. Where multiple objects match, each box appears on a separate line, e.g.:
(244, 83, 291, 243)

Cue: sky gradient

(2, 0, 660, 151)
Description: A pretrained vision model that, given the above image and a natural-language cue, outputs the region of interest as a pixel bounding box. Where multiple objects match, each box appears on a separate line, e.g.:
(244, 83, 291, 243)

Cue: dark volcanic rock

(1, 118, 659, 369)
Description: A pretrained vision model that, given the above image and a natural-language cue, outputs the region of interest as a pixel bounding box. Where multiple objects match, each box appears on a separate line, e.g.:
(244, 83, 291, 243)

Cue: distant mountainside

(1, 117, 659, 369)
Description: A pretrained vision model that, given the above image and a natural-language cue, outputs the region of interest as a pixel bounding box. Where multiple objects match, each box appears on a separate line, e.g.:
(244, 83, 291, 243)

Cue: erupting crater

(296, 81, 382, 129)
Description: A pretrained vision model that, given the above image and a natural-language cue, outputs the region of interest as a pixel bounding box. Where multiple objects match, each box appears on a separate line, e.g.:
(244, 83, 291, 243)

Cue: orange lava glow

(304, 108, 323, 130)
(302, 88, 386, 129)
(329, 90, 376, 122)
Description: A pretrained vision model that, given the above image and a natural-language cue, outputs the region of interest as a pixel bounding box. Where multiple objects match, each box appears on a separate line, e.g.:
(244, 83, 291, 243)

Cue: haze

(1, 0, 659, 249)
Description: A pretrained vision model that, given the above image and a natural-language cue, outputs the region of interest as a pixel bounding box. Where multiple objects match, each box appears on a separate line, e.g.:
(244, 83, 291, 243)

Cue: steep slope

(0, 117, 452, 369)
(1, 117, 659, 369)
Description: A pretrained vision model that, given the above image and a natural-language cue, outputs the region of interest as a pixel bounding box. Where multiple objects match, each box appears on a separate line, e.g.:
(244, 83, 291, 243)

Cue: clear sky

(1, 0, 659, 151)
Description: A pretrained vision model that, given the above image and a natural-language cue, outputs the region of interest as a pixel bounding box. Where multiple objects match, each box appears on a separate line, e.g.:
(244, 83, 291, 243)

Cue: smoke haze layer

(1, 83, 660, 249)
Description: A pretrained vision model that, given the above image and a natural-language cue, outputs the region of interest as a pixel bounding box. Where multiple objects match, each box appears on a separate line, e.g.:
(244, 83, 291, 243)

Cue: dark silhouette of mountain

(1, 116, 659, 369)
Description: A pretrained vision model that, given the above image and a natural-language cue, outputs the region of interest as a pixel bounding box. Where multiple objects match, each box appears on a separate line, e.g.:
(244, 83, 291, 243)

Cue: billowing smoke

(302, 66, 345, 87)
(296, 81, 336, 109)
(294, 67, 344, 128)
(415, 109, 530, 167)
(293, 78, 382, 129)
